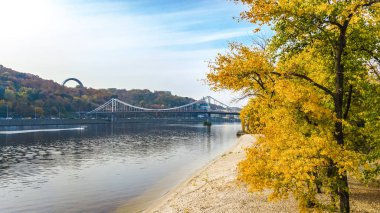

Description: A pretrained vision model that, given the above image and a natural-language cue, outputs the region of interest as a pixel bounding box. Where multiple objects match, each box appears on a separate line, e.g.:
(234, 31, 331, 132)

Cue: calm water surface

(0, 123, 240, 212)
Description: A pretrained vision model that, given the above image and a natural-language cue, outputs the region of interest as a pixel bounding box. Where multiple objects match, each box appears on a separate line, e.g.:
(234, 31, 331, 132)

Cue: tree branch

(362, 0, 380, 7)
(361, 48, 380, 64)
(373, 69, 380, 80)
(324, 0, 379, 30)
(271, 72, 335, 98)
(327, 20, 344, 29)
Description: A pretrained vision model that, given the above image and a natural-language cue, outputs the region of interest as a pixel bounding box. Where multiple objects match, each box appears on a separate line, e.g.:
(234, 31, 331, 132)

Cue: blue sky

(0, 0, 270, 106)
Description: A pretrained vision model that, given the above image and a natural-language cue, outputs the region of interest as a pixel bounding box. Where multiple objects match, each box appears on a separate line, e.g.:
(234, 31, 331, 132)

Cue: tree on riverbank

(207, 0, 380, 212)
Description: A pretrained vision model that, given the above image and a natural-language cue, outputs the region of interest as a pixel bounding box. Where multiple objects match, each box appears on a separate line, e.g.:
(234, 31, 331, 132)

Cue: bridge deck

(88, 97, 240, 115)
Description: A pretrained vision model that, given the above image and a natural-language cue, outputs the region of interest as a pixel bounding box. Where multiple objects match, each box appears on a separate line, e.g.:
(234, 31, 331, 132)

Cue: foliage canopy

(208, 0, 380, 212)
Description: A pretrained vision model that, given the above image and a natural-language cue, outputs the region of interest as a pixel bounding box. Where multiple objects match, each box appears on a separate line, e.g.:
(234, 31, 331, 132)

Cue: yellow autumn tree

(208, 1, 380, 212)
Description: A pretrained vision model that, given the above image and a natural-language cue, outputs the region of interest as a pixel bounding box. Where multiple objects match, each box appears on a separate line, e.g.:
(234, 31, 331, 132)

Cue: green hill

(0, 65, 195, 118)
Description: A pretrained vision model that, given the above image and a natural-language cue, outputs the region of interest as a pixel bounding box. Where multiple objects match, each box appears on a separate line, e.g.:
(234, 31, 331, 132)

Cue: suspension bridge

(87, 96, 240, 120)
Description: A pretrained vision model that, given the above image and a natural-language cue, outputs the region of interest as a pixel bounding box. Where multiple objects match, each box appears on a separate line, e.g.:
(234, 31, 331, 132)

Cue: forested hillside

(0, 65, 195, 118)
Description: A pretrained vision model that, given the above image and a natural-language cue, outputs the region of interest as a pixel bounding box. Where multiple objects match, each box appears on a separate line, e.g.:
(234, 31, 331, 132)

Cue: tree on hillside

(208, 0, 380, 212)
(0, 65, 195, 117)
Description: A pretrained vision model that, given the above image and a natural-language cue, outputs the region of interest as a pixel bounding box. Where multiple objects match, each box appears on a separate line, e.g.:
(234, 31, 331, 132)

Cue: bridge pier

(203, 112, 212, 126)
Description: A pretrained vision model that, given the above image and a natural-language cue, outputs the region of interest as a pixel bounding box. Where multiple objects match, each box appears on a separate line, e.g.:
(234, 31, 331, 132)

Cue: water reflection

(0, 123, 240, 212)
(0, 127, 86, 134)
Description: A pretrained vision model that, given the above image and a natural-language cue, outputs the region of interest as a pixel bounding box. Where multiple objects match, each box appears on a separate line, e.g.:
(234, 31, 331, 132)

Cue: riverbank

(126, 134, 380, 213)
(142, 134, 299, 212)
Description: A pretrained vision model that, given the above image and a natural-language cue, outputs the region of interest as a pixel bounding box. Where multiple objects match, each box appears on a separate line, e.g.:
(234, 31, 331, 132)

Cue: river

(0, 122, 241, 212)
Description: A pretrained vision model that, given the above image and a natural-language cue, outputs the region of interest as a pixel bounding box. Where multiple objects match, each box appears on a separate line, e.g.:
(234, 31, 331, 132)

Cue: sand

(117, 134, 379, 213)
(144, 135, 299, 213)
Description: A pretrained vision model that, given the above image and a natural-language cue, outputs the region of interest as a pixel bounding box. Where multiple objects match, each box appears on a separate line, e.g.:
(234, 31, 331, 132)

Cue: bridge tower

(204, 96, 212, 125)
(111, 98, 116, 122)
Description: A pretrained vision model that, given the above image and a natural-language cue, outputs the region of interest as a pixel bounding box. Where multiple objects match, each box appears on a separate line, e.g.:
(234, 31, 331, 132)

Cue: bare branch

(250, 34, 270, 50)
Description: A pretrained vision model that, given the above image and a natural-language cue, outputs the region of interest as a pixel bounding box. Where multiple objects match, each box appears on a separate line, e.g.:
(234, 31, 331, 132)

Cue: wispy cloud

(0, 0, 263, 106)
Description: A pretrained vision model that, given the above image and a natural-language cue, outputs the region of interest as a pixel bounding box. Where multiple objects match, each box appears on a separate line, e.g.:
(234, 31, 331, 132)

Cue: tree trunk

(338, 174, 350, 213)
(334, 25, 350, 213)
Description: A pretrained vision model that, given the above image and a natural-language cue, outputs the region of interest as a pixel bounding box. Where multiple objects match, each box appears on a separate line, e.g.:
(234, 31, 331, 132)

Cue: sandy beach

(144, 135, 299, 213)
(117, 134, 379, 213)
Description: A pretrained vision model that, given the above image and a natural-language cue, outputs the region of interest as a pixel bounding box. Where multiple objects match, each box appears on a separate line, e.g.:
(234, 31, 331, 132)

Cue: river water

(0, 122, 240, 212)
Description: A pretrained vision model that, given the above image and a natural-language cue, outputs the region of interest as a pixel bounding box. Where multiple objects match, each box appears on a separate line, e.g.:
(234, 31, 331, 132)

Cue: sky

(0, 0, 269, 107)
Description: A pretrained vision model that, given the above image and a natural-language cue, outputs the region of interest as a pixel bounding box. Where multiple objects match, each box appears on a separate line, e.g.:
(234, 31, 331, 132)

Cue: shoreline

(115, 132, 249, 213)
(143, 135, 256, 212)
(116, 134, 380, 213)
(142, 134, 299, 213)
